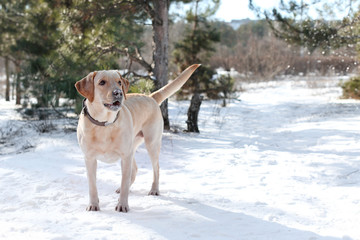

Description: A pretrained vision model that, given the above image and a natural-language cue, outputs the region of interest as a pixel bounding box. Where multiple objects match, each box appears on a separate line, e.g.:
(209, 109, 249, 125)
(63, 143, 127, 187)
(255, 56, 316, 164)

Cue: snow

(1, 77, 360, 240)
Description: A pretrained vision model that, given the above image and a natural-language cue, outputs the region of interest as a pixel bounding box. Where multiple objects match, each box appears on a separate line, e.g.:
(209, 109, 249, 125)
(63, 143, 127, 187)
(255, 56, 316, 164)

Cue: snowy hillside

(1, 77, 360, 240)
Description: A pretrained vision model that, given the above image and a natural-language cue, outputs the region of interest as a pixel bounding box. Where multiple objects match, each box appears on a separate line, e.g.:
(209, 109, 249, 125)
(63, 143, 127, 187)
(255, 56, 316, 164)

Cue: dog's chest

(96, 152, 120, 163)
(82, 127, 126, 163)
(91, 140, 122, 163)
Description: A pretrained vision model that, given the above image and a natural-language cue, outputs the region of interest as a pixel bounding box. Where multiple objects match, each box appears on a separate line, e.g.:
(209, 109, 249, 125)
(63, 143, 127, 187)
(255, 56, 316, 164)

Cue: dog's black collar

(82, 98, 120, 127)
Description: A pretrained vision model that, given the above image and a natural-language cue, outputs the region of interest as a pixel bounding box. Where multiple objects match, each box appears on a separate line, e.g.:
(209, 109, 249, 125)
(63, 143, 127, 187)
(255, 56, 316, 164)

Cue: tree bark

(185, 0, 203, 133)
(152, 0, 170, 130)
(5, 56, 10, 101)
(15, 61, 21, 105)
(186, 92, 203, 133)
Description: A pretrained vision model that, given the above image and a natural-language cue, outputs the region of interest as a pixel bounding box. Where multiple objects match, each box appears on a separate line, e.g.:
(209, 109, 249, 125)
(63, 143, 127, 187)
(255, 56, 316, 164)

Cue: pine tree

(249, 0, 360, 53)
(0, 0, 29, 104)
(173, 0, 220, 132)
(1, 0, 201, 128)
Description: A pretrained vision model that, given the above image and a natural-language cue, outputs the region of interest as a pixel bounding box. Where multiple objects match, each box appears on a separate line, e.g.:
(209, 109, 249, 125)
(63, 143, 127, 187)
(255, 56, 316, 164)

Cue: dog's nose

(112, 89, 123, 98)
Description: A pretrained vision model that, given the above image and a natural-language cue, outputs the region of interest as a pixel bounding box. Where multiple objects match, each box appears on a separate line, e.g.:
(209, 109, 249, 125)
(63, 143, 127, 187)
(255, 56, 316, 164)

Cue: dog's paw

(86, 204, 100, 211)
(148, 189, 160, 196)
(115, 202, 129, 213)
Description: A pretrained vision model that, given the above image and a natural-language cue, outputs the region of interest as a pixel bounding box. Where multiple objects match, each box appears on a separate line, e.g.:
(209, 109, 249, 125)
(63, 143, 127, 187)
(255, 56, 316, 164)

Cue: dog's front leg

(85, 156, 100, 211)
(115, 153, 133, 212)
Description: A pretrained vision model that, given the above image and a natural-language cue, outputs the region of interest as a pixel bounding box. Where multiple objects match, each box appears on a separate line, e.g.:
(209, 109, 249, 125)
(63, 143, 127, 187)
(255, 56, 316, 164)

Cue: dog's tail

(150, 64, 201, 105)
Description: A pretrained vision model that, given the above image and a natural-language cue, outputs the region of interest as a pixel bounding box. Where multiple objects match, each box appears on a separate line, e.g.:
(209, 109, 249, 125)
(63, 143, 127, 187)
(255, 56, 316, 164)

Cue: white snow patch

(1, 77, 360, 239)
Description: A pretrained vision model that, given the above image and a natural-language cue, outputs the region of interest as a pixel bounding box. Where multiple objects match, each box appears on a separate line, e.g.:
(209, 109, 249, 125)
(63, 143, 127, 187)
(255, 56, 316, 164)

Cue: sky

(171, 0, 349, 22)
(169, 0, 279, 22)
(214, 0, 279, 21)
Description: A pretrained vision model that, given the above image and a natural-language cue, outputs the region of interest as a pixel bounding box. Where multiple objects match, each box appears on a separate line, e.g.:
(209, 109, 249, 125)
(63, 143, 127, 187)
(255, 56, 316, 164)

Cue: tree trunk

(152, 0, 170, 130)
(185, 0, 203, 133)
(15, 62, 21, 105)
(186, 92, 203, 133)
(5, 56, 10, 101)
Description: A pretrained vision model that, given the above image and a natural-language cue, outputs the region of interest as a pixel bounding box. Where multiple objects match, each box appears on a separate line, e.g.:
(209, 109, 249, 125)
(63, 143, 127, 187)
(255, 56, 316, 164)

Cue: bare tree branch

(123, 70, 153, 80)
(96, 45, 153, 73)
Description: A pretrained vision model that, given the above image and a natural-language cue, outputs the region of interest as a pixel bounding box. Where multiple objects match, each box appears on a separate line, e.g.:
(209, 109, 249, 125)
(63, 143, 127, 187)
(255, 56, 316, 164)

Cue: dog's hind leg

(144, 135, 161, 196)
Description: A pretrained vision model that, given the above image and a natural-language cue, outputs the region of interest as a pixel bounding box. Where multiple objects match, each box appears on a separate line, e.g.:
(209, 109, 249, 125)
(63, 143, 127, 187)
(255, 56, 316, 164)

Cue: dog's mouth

(104, 100, 122, 111)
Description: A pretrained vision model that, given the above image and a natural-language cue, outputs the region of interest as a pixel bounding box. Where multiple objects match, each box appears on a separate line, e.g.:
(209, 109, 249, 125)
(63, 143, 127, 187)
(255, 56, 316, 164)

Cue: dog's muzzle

(104, 100, 122, 111)
(104, 89, 123, 111)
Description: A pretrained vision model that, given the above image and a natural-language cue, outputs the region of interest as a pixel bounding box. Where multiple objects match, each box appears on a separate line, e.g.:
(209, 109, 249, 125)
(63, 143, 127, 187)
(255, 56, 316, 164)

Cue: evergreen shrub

(342, 76, 360, 99)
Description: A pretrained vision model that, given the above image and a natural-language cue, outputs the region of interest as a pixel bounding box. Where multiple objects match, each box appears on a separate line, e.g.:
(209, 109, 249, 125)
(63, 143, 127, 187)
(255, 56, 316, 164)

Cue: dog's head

(75, 70, 130, 111)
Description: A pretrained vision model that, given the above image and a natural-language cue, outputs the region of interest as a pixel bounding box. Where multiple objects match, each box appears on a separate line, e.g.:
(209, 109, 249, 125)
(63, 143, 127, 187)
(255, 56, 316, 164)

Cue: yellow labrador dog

(75, 64, 200, 212)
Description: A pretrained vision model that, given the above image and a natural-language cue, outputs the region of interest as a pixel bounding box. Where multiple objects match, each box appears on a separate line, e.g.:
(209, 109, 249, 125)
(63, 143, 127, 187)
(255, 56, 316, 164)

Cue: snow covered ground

(1, 77, 360, 240)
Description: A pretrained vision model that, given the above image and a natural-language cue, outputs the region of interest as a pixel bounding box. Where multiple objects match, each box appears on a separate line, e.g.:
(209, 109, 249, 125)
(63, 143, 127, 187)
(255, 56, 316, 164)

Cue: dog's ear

(121, 78, 130, 100)
(75, 72, 97, 102)
(116, 71, 130, 100)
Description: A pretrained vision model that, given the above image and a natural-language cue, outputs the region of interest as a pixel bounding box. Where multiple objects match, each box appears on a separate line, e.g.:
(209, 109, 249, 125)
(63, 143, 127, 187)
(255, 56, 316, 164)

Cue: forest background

(0, 0, 359, 132)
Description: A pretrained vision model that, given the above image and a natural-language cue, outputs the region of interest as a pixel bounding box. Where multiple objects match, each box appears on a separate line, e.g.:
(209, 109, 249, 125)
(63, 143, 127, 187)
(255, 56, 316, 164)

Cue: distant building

(229, 18, 252, 29)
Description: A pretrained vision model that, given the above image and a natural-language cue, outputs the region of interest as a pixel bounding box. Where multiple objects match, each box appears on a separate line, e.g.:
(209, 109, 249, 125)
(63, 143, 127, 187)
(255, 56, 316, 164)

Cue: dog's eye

(118, 81, 122, 86)
(99, 80, 106, 86)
